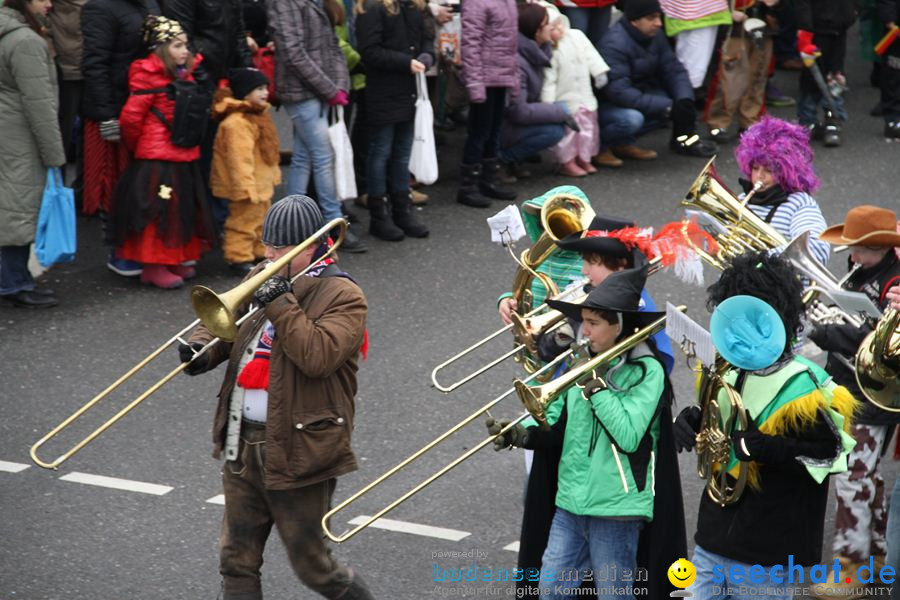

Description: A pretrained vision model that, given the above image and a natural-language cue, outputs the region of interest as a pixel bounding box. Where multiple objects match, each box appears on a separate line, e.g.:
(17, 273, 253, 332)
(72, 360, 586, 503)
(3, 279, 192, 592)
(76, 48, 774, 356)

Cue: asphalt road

(2, 29, 900, 600)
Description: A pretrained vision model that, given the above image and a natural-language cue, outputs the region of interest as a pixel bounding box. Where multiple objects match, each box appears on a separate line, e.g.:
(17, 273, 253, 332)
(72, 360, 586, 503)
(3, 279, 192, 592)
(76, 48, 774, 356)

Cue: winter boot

(456, 164, 491, 208)
(821, 111, 842, 147)
(367, 195, 404, 241)
(335, 572, 376, 600)
(885, 121, 900, 141)
(391, 193, 429, 238)
(478, 158, 518, 200)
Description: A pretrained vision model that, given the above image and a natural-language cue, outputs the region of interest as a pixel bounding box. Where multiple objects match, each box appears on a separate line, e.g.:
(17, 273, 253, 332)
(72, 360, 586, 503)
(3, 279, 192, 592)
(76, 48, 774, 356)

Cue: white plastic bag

(408, 72, 438, 185)
(328, 106, 357, 201)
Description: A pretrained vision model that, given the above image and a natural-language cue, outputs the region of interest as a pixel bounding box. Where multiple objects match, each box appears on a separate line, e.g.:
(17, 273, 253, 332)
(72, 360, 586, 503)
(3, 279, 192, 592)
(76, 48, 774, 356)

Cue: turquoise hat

(710, 295, 786, 371)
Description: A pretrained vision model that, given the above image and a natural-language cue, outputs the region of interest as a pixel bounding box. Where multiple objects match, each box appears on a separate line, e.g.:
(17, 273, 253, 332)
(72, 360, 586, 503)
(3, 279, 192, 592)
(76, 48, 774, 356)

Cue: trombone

(322, 345, 578, 543)
(29, 219, 347, 470)
(430, 194, 594, 392)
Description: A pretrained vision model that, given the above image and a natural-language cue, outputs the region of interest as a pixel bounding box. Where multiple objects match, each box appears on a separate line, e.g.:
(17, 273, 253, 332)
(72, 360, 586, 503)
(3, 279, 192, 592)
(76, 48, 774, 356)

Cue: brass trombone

(29, 219, 347, 470)
(322, 346, 579, 543)
(431, 194, 594, 392)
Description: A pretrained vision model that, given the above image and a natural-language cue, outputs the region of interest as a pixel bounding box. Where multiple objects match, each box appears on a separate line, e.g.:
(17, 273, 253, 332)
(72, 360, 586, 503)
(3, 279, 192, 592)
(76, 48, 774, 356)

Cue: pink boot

(558, 159, 587, 177)
(575, 156, 597, 174)
(167, 264, 196, 280)
(141, 264, 184, 289)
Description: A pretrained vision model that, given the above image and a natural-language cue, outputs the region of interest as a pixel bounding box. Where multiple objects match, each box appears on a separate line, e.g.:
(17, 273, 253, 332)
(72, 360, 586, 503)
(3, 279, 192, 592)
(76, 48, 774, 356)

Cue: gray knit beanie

(261, 195, 325, 246)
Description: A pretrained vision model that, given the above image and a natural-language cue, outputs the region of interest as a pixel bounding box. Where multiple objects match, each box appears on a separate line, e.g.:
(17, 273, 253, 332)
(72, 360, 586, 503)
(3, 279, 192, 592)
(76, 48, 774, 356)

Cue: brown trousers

(223, 200, 270, 264)
(705, 35, 773, 130)
(219, 424, 353, 599)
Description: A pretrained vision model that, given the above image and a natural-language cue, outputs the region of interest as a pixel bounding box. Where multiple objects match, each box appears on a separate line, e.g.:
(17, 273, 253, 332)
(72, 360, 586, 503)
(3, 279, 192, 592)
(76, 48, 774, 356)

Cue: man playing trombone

(177, 195, 375, 600)
(807, 205, 900, 598)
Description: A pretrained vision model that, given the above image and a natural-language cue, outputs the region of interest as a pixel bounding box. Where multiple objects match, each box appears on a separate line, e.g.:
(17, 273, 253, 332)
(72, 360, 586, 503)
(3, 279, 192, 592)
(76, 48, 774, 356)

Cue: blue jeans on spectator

(690, 545, 793, 600)
(284, 99, 342, 222)
(797, 92, 848, 126)
(559, 6, 612, 49)
(597, 104, 668, 150)
(499, 123, 566, 163)
(0, 245, 34, 295)
(887, 477, 900, 600)
(539, 508, 642, 600)
(366, 121, 414, 198)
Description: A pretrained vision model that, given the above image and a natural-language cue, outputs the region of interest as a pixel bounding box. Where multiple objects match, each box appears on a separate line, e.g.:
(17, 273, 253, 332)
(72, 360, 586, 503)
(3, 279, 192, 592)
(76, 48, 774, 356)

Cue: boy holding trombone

(491, 266, 684, 600)
(177, 195, 375, 600)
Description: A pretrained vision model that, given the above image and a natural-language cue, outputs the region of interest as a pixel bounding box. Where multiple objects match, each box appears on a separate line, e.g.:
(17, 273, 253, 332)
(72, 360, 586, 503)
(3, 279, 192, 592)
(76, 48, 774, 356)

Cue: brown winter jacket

(210, 94, 281, 204)
(189, 267, 368, 490)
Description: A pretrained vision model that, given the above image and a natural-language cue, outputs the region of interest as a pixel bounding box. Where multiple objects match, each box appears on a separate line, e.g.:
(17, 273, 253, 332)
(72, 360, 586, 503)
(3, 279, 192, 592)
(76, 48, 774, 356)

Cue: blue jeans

(284, 99, 342, 221)
(366, 120, 414, 198)
(597, 104, 668, 150)
(796, 92, 848, 126)
(539, 508, 643, 600)
(690, 545, 793, 600)
(499, 123, 566, 163)
(887, 477, 900, 600)
(559, 6, 612, 49)
(0, 245, 34, 295)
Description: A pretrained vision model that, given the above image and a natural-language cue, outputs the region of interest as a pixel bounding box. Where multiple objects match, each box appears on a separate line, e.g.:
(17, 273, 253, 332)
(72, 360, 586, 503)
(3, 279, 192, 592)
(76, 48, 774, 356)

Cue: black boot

(367, 195, 404, 241)
(334, 573, 376, 600)
(823, 111, 842, 147)
(390, 193, 429, 238)
(478, 158, 517, 200)
(456, 163, 491, 208)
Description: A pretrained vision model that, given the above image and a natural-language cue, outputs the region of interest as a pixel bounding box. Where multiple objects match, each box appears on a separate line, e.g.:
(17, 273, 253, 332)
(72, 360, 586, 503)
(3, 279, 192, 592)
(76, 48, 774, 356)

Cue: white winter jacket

(540, 10, 610, 113)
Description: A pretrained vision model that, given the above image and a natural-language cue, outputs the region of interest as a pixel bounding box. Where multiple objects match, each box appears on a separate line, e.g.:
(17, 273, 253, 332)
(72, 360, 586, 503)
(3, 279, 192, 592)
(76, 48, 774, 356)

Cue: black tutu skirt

(107, 159, 214, 250)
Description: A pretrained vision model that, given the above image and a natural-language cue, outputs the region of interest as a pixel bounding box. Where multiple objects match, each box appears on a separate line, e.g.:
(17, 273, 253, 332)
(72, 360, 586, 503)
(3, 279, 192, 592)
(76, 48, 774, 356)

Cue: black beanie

(228, 67, 269, 100)
(261, 195, 325, 246)
(624, 0, 662, 21)
(518, 3, 547, 40)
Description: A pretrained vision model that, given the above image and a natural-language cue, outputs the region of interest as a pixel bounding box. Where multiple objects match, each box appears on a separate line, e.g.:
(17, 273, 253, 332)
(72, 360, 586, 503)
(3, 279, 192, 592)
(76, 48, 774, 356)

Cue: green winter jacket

(553, 351, 665, 519)
(0, 7, 65, 246)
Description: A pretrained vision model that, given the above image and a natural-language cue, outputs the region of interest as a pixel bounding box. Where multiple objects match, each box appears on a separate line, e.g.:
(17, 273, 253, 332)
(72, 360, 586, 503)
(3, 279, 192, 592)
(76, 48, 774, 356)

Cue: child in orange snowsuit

(210, 68, 282, 272)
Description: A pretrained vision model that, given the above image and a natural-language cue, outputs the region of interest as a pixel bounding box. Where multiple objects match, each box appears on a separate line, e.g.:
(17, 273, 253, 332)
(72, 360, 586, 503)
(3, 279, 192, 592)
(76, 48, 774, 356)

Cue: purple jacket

(460, 0, 517, 103)
(504, 34, 568, 128)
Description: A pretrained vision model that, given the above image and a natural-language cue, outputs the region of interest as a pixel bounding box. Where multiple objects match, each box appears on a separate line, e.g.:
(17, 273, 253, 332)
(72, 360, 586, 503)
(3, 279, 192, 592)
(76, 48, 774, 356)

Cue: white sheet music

(486, 205, 526, 244)
(665, 302, 716, 367)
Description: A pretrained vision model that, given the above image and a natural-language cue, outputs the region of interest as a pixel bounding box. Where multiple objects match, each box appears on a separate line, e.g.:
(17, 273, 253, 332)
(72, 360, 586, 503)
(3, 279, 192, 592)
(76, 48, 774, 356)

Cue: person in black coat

(878, 0, 900, 139)
(594, 0, 716, 165)
(163, 0, 252, 85)
(355, 0, 432, 242)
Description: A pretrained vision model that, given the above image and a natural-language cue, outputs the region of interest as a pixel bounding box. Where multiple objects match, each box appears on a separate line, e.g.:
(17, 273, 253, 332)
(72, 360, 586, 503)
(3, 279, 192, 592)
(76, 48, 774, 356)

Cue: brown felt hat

(819, 205, 900, 247)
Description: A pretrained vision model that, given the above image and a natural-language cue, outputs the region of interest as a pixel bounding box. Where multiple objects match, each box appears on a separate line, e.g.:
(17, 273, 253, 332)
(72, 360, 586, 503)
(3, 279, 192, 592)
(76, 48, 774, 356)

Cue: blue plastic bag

(34, 167, 76, 267)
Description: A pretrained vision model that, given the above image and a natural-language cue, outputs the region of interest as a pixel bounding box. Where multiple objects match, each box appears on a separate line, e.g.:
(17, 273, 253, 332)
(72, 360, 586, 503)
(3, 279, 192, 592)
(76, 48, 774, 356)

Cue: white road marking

(347, 516, 470, 541)
(206, 494, 225, 505)
(0, 460, 30, 473)
(59, 472, 173, 496)
(503, 541, 519, 553)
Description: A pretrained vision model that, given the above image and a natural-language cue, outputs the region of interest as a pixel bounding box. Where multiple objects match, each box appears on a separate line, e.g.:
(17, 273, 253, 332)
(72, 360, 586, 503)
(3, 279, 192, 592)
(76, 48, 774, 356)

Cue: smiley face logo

(668, 558, 696, 589)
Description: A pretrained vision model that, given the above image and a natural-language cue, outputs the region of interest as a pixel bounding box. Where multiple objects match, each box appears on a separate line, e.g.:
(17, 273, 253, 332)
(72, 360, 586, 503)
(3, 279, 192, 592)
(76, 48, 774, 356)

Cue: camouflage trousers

(218, 423, 354, 599)
(832, 424, 891, 561)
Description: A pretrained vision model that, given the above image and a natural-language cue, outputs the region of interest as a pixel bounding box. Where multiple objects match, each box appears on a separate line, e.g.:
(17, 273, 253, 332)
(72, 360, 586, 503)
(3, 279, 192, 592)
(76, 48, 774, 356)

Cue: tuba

(855, 308, 900, 411)
(695, 359, 749, 507)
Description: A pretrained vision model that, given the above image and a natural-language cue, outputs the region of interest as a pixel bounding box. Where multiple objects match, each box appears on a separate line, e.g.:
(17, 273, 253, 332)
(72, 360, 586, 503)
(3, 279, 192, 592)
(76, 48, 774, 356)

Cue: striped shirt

(748, 192, 831, 266)
(659, 0, 729, 21)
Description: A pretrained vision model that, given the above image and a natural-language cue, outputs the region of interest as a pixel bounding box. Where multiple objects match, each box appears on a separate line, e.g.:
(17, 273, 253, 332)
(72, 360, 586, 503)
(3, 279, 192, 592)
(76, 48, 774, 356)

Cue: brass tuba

(695, 359, 749, 506)
(855, 308, 900, 411)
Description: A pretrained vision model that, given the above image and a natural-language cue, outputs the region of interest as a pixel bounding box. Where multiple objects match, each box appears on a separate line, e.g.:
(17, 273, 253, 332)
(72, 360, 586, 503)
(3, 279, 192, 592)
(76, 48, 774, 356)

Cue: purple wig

(734, 116, 820, 193)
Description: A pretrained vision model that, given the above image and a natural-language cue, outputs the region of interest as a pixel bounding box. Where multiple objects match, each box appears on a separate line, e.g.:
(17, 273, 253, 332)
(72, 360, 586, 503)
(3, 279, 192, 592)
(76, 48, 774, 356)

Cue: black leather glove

(253, 275, 291, 306)
(807, 325, 827, 348)
(178, 342, 209, 376)
(673, 405, 701, 453)
(486, 417, 529, 451)
(563, 114, 581, 132)
(731, 411, 767, 462)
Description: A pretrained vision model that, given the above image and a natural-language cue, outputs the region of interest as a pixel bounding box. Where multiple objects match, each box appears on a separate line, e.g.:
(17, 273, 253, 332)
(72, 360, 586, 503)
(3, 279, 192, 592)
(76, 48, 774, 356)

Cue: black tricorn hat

(556, 215, 636, 258)
(546, 265, 663, 324)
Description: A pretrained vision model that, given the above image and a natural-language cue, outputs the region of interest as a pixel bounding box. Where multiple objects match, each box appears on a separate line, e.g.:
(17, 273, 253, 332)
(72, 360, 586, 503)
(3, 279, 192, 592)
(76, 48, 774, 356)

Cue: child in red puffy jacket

(108, 15, 214, 289)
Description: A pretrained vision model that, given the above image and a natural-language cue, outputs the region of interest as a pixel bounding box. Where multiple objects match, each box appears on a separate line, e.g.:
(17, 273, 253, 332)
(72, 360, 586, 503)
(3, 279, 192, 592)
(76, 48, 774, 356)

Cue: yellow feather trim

(830, 385, 861, 432)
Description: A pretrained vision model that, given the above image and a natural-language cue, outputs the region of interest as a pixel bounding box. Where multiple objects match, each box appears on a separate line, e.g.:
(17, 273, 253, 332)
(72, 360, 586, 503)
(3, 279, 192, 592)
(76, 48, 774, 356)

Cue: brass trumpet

(855, 308, 900, 411)
(29, 219, 346, 470)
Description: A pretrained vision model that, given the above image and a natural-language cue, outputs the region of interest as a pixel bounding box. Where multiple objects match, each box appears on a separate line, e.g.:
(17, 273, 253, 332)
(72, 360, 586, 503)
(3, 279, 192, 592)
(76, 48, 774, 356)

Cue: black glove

(178, 342, 210, 376)
(253, 275, 291, 306)
(673, 405, 701, 453)
(807, 325, 827, 348)
(563, 114, 581, 132)
(731, 411, 768, 462)
(486, 417, 529, 451)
